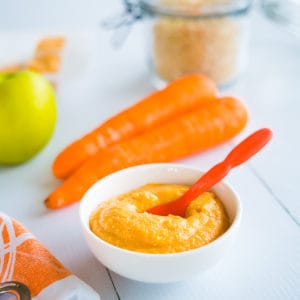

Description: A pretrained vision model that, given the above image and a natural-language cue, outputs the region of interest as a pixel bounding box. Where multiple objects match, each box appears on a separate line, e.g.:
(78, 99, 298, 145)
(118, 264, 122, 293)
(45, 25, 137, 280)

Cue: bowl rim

(79, 163, 242, 258)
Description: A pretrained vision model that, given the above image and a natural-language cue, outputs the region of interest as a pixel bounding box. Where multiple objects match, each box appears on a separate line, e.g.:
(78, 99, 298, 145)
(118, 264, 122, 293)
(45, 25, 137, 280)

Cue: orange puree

(89, 184, 229, 254)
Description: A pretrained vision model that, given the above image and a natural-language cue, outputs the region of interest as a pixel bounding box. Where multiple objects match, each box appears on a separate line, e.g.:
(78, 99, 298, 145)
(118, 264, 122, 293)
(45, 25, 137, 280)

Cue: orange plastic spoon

(147, 128, 273, 217)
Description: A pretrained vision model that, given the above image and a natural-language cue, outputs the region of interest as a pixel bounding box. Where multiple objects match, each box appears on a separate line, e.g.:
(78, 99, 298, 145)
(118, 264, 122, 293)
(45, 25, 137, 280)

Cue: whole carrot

(52, 74, 217, 179)
(45, 96, 248, 209)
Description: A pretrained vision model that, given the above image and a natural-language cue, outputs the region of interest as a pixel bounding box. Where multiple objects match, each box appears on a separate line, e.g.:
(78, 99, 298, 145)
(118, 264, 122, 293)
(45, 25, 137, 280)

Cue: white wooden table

(0, 7, 300, 300)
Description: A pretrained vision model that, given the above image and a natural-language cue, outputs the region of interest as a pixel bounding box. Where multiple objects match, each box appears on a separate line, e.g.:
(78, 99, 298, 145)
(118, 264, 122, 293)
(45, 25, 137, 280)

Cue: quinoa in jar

(141, 0, 253, 87)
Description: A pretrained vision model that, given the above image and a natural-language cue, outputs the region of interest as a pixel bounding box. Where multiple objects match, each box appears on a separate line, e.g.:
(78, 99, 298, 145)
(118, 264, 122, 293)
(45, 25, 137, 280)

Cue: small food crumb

(0, 36, 65, 74)
(27, 36, 65, 73)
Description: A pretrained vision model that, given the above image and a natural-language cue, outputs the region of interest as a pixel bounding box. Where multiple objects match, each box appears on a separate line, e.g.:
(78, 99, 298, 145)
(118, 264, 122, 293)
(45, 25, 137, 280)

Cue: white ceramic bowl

(79, 163, 242, 283)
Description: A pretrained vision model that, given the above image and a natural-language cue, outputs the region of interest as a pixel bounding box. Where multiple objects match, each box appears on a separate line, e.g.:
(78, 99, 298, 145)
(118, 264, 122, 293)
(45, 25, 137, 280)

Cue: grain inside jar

(152, 0, 245, 85)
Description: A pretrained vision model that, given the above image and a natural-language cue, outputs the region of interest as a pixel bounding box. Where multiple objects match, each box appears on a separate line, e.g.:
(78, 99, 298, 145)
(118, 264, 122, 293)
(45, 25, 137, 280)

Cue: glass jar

(139, 0, 253, 88)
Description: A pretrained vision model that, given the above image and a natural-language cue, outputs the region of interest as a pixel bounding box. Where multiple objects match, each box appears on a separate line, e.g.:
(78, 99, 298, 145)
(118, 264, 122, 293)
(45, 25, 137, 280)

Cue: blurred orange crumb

(28, 36, 65, 73)
(36, 36, 65, 52)
(0, 36, 65, 74)
(28, 54, 61, 73)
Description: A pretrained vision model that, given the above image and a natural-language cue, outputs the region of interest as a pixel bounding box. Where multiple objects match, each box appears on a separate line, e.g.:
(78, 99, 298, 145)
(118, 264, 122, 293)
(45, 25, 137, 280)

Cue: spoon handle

(225, 128, 273, 168)
(148, 128, 272, 216)
(177, 128, 272, 208)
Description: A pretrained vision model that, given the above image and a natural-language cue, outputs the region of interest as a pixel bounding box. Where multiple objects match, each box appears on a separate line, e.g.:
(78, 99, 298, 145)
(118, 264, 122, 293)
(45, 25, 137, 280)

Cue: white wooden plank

(223, 14, 300, 223)
(110, 164, 300, 300)
(0, 9, 299, 300)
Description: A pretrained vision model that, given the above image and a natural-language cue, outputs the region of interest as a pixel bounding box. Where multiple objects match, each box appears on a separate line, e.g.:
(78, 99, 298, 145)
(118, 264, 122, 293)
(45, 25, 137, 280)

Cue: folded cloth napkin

(0, 212, 100, 300)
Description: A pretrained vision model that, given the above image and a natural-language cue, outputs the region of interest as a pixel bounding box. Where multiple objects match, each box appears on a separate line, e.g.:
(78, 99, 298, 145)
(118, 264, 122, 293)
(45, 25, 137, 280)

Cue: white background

(0, 1, 300, 299)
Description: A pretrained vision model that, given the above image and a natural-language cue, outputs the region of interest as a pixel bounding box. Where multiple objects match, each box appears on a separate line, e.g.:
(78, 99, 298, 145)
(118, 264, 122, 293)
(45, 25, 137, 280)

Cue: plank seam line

(105, 267, 121, 300)
(247, 163, 299, 227)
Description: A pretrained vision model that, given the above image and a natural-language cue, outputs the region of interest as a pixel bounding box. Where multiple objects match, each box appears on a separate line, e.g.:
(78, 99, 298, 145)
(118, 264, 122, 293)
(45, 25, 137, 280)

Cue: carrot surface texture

(45, 96, 248, 209)
(52, 74, 217, 179)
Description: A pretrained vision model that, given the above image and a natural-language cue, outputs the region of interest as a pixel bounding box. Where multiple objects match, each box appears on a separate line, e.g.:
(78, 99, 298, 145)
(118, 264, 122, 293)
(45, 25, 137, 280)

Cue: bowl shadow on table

(110, 270, 186, 294)
(108, 268, 217, 296)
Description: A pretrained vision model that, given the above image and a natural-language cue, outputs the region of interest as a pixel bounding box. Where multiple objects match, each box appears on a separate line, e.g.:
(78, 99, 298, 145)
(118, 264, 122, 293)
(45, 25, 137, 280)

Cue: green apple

(0, 70, 57, 164)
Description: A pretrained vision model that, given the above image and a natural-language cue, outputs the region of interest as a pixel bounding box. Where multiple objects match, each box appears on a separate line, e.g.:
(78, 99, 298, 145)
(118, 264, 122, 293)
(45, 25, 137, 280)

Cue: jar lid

(102, 0, 253, 47)
(140, 0, 253, 18)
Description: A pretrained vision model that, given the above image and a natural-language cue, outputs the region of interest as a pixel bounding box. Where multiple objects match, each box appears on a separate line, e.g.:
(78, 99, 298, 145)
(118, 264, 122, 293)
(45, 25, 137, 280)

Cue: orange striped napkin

(0, 212, 100, 299)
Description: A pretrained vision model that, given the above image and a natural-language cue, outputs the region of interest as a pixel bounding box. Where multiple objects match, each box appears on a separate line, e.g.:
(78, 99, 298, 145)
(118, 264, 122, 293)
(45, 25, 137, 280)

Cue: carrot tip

(44, 197, 55, 209)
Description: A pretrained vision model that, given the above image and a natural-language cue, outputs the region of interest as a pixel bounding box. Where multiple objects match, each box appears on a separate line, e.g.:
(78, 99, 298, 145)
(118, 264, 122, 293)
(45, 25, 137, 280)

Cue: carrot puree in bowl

(89, 183, 229, 254)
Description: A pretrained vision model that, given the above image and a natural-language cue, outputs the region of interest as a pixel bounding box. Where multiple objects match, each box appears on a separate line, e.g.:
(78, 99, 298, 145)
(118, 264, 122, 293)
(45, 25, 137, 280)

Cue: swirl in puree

(90, 184, 229, 254)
